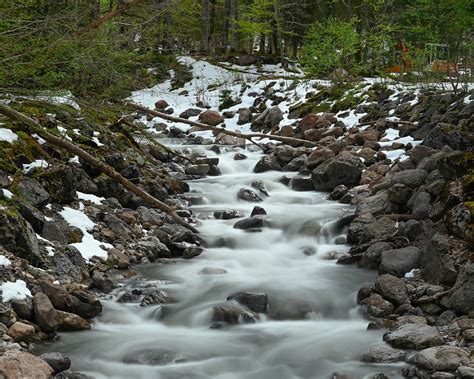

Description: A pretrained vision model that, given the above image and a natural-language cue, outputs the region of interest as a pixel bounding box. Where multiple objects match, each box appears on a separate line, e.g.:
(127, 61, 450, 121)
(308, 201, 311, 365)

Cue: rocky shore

(0, 67, 473, 378)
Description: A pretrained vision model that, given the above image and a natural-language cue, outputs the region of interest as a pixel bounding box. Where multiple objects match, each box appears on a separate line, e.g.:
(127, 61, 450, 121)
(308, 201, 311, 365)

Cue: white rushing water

(42, 144, 404, 379)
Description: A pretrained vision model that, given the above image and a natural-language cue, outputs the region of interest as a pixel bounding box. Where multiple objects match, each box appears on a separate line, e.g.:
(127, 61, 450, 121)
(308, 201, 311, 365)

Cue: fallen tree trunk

(126, 102, 318, 147)
(0, 104, 199, 234)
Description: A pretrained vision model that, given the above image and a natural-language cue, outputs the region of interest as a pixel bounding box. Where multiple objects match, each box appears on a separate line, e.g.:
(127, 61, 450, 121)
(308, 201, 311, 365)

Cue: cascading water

(41, 143, 404, 379)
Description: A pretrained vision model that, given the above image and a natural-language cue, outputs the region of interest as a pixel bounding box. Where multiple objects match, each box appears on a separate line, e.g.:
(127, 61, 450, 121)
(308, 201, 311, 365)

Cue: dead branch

(126, 102, 318, 148)
(0, 103, 198, 233)
(412, 290, 450, 305)
(356, 119, 416, 128)
(77, 0, 145, 36)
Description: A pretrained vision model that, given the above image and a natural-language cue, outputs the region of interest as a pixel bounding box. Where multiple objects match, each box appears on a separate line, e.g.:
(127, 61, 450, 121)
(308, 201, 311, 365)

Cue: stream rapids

(42, 143, 404, 379)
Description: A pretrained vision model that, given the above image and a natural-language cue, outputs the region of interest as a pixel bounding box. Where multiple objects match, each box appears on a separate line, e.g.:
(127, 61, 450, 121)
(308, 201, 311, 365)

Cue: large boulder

(449, 262, 474, 314)
(212, 304, 258, 325)
(411, 346, 469, 371)
(237, 108, 252, 125)
(0, 210, 42, 265)
(199, 110, 224, 126)
(306, 147, 335, 170)
(237, 188, 263, 202)
(361, 346, 406, 363)
(379, 247, 421, 277)
(251, 106, 283, 133)
(56, 310, 91, 331)
(7, 322, 36, 342)
(420, 233, 458, 286)
(227, 292, 268, 313)
(39, 165, 76, 204)
(311, 152, 362, 191)
(0, 351, 53, 379)
(383, 324, 444, 349)
(16, 178, 50, 208)
(40, 352, 71, 374)
(375, 274, 408, 305)
(253, 155, 281, 173)
(33, 292, 59, 333)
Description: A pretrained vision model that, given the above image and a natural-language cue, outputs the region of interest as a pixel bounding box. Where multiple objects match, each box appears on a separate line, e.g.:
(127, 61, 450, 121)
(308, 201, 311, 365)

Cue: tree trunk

(201, 0, 210, 52)
(222, 0, 231, 51)
(0, 104, 199, 234)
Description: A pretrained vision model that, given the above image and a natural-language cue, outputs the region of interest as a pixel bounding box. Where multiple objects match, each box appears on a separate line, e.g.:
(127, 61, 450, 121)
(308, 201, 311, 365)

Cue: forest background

(0, 0, 472, 99)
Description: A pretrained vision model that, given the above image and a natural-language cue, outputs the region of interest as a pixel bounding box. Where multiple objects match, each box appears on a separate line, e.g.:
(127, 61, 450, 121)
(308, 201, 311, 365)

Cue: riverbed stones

(227, 292, 268, 313)
(375, 274, 408, 305)
(7, 321, 36, 342)
(33, 292, 59, 333)
(410, 346, 470, 371)
(123, 349, 184, 366)
(237, 188, 263, 202)
(0, 351, 53, 379)
(56, 310, 91, 331)
(448, 262, 474, 314)
(383, 324, 444, 349)
(199, 110, 224, 126)
(360, 294, 394, 318)
(212, 304, 258, 325)
(233, 216, 265, 230)
(379, 247, 421, 277)
(360, 346, 406, 363)
(40, 352, 71, 374)
(311, 152, 362, 191)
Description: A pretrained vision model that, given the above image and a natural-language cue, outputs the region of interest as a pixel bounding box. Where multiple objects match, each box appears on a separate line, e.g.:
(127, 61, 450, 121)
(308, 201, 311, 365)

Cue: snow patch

(77, 191, 105, 205)
(1, 189, 13, 199)
(0, 128, 18, 143)
(0, 255, 11, 267)
(1, 280, 32, 302)
(23, 159, 49, 173)
(59, 206, 112, 261)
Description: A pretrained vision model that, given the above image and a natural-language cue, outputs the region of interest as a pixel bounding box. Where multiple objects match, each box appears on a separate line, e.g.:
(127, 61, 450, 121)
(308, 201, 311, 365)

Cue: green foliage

(300, 18, 359, 76)
(218, 89, 235, 110)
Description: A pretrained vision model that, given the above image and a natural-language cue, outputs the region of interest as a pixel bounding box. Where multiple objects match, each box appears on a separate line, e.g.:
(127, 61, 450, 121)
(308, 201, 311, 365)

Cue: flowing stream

(42, 143, 404, 379)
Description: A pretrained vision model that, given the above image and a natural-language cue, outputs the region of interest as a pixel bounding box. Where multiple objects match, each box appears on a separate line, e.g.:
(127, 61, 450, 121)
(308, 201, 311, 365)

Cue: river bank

(0, 58, 473, 378)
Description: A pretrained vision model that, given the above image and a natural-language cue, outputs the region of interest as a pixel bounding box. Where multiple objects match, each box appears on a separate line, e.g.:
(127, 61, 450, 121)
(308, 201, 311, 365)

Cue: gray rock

(234, 216, 265, 230)
(212, 304, 258, 325)
(421, 233, 458, 286)
(17, 178, 50, 208)
(412, 191, 431, 219)
(411, 346, 469, 371)
(50, 246, 89, 283)
(15, 200, 45, 234)
(458, 366, 474, 378)
(91, 271, 114, 294)
(359, 242, 393, 269)
(251, 206, 267, 217)
(11, 299, 33, 320)
(379, 247, 421, 277)
(140, 290, 171, 306)
(0, 351, 53, 379)
(348, 215, 397, 245)
(237, 108, 252, 125)
(375, 274, 408, 305)
(383, 324, 444, 349)
(361, 346, 406, 363)
(227, 292, 268, 313)
(199, 110, 224, 126)
(40, 352, 71, 374)
(39, 165, 76, 204)
(182, 245, 203, 259)
(179, 108, 201, 119)
(253, 155, 281, 173)
(392, 169, 429, 188)
(33, 293, 60, 333)
(290, 176, 314, 191)
(237, 188, 263, 202)
(54, 370, 91, 379)
(185, 164, 210, 176)
(214, 210, 243, 220)
(360, 294, 394, 318)
(449, 262, 474, 314)
(312, 152, 362, 191)
(251, 106, 283, 132)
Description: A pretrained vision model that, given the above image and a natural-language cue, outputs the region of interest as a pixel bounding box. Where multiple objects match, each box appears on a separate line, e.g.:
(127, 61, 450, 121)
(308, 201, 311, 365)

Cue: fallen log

(126, 102, 318, 148)
(0, 103, 199, 234)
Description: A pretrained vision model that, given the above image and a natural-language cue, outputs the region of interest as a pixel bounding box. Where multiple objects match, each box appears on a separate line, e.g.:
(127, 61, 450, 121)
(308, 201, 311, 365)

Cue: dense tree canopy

(0, 0, 472, 96)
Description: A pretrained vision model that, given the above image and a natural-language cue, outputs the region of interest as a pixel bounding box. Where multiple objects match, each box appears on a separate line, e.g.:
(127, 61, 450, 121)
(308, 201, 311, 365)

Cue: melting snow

(60, 206, 112, 261)
(0, 255, 11, 267)
(77, 191, 105, 205)
(1, 189, 13, 199)
(45, 246, 55, 257)
(23, 159, 49, 173)
(0, 128, 18, 143)
(1, 280, 32, 302)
